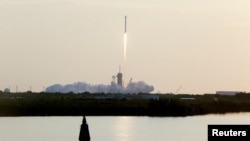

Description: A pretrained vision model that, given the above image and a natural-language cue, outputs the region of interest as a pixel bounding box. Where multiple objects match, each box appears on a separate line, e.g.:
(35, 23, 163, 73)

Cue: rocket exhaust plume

(123, 16, 127, 87)
(45, 81, 154, 94)
(123, 34, 127, 61)
(123, 16, 127, 62)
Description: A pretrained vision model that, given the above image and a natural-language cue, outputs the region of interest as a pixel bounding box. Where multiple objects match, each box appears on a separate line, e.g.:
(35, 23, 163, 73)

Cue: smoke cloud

(45, 81, 154, 94)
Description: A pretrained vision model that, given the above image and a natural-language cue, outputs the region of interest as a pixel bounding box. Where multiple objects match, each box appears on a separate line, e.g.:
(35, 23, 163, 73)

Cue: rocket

(125, 16, 127, 33)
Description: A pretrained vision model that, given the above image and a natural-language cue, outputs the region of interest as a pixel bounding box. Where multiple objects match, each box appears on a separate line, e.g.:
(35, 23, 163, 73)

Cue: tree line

(0, 92, 250, 116)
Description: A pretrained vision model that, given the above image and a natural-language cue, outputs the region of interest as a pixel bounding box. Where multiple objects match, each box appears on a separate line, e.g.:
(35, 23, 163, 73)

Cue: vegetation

(0, 92, 250, 116)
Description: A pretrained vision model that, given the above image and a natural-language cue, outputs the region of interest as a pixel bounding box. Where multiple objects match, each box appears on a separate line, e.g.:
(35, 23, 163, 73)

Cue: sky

(1, 0, 250, 94)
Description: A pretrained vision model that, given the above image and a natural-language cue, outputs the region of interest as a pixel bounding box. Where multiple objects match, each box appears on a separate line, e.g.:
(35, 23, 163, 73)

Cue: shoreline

(0, 92, 250, 117)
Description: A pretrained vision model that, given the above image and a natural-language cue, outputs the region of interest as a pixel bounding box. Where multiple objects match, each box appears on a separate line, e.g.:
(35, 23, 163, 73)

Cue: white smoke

(45, 81, 154, 94)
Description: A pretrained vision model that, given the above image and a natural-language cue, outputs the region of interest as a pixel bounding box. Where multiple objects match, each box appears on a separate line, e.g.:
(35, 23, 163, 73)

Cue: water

(1, 113, 250, 141)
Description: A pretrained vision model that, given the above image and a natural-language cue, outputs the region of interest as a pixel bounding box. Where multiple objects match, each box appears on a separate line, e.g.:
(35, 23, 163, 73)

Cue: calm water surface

(1, 113, 250, 141)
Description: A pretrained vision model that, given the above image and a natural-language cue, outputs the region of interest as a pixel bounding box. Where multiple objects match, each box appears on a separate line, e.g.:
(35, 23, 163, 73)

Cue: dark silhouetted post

(79, 116, 90, 141)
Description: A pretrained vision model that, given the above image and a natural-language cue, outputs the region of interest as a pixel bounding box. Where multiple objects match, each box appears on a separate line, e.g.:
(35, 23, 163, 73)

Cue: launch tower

(117, 67, 123, 86)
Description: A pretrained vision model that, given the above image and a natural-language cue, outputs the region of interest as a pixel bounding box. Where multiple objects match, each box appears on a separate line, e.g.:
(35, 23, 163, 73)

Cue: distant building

(137, 93, 159, 100)
(180, 97, 195, 100)
(216, 91, 242, 96)
(90, 93, 159, 100)
(3, 88, 10, 93)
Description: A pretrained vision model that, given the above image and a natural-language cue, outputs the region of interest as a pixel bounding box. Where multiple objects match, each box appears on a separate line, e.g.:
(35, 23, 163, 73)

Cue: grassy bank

(0, 92, 250, 116)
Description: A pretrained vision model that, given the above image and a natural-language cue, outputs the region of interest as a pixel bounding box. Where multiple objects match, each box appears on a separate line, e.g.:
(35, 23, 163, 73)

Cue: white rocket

(125, 16, 127, 33)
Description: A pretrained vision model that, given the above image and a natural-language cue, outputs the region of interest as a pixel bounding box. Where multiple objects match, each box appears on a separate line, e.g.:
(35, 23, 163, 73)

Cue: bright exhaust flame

(123, 33, 127, 62)
(123, 32, 127, 87)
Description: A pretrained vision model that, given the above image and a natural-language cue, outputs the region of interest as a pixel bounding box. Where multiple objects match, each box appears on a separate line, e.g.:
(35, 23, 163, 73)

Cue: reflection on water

(1, 113, 250, 141)
(113, 117, 134, 141)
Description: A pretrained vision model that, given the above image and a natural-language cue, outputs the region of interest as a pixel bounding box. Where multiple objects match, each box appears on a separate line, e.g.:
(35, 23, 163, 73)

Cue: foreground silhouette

(79, 116, 90, 141)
